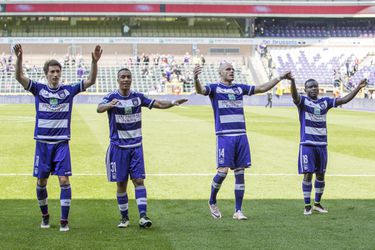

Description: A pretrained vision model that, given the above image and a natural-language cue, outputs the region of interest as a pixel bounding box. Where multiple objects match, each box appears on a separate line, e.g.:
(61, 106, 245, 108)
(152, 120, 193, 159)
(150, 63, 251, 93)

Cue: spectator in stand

(76, 64, 85, 79)
(333, 69, 341, 88)
(201, 54, 206, 66)
(183, 52, 191, 65)
(152, 54, 160, 66)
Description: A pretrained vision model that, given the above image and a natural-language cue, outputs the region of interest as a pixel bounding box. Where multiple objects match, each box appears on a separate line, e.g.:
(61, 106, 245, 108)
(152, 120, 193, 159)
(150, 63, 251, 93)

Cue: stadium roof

(2, 0, 375, 17)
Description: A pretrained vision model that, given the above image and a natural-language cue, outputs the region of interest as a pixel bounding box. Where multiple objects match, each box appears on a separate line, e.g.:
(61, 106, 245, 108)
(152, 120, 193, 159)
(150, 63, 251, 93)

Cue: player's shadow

(0, 199, 374, 249)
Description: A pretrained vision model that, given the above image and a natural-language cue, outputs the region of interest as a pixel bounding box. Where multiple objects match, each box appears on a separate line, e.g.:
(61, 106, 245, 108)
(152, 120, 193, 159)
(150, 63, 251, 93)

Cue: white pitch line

(1, 173, 375, 177)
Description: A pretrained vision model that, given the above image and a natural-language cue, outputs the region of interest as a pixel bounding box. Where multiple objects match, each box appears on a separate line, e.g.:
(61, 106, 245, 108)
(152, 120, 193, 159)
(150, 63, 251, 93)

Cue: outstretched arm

(336, 78, 368, 106)
(83, 45, 103, 90)
(254, 71, 292, 94)
(153, 98, 188, 109)
(289, 74, 300, 104)
(13, 44, 30, 88)
(97, 98, 118, 113)
(193, 65, 206, 95)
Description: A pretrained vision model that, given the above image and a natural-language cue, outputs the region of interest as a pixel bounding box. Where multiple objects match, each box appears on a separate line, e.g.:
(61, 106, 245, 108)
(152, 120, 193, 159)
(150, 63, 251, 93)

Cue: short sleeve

(69, 80, 85, 97)
(99, 93, 113, 105)
(204, 84, 214, 96)
(325, 97, 337, 109)
(139, 93, 155, 109)
(26, 80, 39, 96)
(296, 95, 305, 107)
(238, 84, 255, 96)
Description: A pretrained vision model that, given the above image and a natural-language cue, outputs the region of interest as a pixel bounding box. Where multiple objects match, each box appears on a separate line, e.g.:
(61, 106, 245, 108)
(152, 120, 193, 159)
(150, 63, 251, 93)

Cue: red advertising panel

(5, 4, 160, 13)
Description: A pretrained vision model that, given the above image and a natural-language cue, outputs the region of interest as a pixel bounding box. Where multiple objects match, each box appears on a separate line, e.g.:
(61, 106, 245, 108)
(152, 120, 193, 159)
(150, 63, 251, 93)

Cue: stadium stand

(264, 46, 375, 90)
(255, 18, 375, 38)
(0, 51, 250, 94)
(0, 17, 242, 38)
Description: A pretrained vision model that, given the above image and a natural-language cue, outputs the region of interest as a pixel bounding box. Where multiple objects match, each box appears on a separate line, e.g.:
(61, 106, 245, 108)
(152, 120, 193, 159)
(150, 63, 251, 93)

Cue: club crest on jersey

(233, 88, 240, 95)
(58, 91, 66, 99)
(132, 98, 139, 106)
(319, 102, 326, 109)
(228, 94, 236, 100)
(49, 98, 58, 107)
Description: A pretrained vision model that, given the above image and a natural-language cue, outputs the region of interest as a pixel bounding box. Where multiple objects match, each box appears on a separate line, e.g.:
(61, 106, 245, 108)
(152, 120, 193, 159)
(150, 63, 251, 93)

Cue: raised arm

(289, 74, 300, 104)
(193, 65, 206, 95)
(153, 98, 188, 109)
(83, 45, 103, 90)
(13, 44, 30, 88)
(336, 78, 368, 106)
(254, 71, 292, 94)
(97, 98, 118, 113)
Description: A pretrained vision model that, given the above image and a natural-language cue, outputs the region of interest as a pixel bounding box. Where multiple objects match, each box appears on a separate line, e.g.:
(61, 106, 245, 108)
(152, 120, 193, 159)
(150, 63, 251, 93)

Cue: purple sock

(117, 192, 129, 218)
(60, 184, 71, 222)
(302, 180, 312, 205)
(135, 186, 147, 217)
(314, 179, 325, 203)
(209, 172, 227, 205)
(234, 169, 245, 212)
(36, 184, 48, 215)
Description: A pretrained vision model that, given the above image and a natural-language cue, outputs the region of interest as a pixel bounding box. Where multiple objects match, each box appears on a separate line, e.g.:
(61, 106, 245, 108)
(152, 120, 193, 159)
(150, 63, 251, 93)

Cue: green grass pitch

(0, 104, 374, 249)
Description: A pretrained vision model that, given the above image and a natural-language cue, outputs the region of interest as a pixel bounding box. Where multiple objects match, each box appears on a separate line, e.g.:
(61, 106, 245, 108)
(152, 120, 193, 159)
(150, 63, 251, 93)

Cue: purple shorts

(33, 141, 72, 178)
(105, 143, 145, 182)
(216, 134, 251, 169)
(298, 145, 327, 174)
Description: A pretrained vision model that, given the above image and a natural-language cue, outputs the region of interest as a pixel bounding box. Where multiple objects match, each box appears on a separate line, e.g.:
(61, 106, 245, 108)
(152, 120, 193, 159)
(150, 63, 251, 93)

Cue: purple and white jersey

(296, 95, 337, 146)
(26, 79, 84, 141)
(100, 90, 155, 148)
(204, 83, 255, 135)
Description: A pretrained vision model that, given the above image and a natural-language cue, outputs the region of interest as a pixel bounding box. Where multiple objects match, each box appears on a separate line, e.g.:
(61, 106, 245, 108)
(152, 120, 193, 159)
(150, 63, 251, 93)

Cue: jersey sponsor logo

(115, 113, 142, 124)
(228, 94, 236, 100)
(40, 89, 70, 99)
(218, 100, 243, 109)
(39, 103, 69, 112)
(305, 112, 326, 122)
(124, 106, 133, 114)
(49, 98, 58, 107)
(313, 107, 321, 115)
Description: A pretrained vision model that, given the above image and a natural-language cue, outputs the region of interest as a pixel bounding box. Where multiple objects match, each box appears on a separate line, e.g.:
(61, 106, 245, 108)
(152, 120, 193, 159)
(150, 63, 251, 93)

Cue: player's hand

(13, 44, 23, 58)
(193, 65, 202, 80)
(172, 98, 188, 106)
(358, 78, 368, 89)
(108, 99, 119, 107)
(92, 45, 103, 63)
(280, 71, 293, 81)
